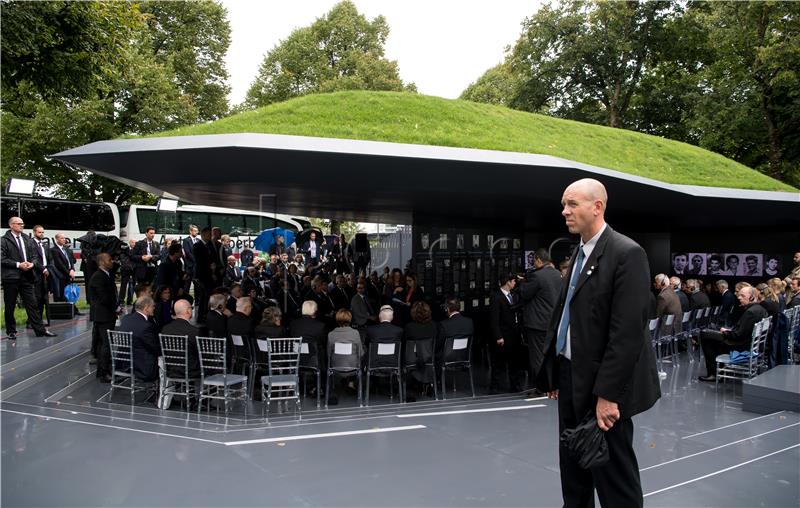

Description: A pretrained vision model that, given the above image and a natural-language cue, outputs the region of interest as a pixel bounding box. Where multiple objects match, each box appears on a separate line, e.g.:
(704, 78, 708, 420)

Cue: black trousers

(93, 320, 115, 378)
(488, 340, 525, 391)
(524, 327, 548, 388)
(558, 356, 643, 508)
(699, 330, 735, 376)
(34, 277, 50, 325)
(53, 276, 68, 302)
(3, 279, 46, 335)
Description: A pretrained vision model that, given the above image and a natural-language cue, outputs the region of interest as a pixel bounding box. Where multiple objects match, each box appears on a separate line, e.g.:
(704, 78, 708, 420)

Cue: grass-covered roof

(149, 91, 796, 192)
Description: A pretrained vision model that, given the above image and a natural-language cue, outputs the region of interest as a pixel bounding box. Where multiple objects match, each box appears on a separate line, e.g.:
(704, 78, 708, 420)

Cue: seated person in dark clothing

(117, 296, 161, 382)
(154, 285, 173, 331)
(205, 293, 228, 338)
(254, 306, 286, 338)
(227, 296, 255, 338)
(403, 301, 438, 386)
(438, 296, 474, 356)
(226, 283, 241, 315)
(159, 299, 202, 379)
(366, 305, 404, 346)
(699, 286, 768, 381)
(289, 300, 327, 346)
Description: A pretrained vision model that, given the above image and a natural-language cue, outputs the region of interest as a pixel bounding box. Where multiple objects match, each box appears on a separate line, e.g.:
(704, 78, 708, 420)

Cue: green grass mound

(150, 91, 796, 192)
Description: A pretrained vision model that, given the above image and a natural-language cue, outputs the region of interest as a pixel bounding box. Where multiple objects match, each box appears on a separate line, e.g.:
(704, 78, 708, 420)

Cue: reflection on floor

(2, 317, 799, 507)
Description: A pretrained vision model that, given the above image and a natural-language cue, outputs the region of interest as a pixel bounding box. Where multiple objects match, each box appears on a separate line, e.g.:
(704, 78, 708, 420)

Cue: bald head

(561, 178, 608, 242)
(174, 299, 192, 320)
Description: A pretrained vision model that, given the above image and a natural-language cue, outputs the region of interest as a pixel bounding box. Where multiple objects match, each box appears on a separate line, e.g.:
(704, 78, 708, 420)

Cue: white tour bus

(121, 204, 311, 254)
(0, 196, 121, 276)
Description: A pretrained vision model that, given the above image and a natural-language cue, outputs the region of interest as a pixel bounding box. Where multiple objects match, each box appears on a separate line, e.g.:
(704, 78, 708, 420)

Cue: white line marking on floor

(223, 424, 426, 446)
(524, 396, 549, 402)
(0, 408, 222, 445)
(44, 371, 96, 403)
(396, 404, 546, 418)
(643, 443, 800, 498)
(641, 422, 800, 471)
(681, 411, 785, 439)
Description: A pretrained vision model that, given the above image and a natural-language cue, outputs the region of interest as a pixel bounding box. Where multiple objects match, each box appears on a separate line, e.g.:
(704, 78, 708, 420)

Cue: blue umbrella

(253, 227, 295, 253)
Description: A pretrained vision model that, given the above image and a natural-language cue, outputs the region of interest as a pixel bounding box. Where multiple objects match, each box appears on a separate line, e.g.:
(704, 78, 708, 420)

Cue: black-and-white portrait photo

(525, 250, 536, 270)
(687, 253, 706, 275)
(707, 253, 724, 275)
(671, 252, 689, 275)
(472, 234, 480, 248)
(456, 234, 464, 250)
(742, 253, 763, 277)
(765, 255, 781, 277)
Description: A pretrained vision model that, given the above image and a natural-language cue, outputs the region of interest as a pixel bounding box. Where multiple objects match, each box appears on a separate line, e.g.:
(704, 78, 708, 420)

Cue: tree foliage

(1, 0, 232, 204)
(461, 0, 800, 188)
(245, 1, 412, 108)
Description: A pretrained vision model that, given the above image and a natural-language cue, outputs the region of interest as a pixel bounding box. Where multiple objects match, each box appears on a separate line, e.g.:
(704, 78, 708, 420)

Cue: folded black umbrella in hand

(559, 412, 610, 469)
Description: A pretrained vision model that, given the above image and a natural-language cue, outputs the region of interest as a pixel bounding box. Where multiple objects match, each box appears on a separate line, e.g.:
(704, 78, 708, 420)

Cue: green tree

(1, 0, 232, 204)
(507, 0, 674, 128)
(140, 0, 231, 121)
(685, 1, 800, 187)
(459, 63, 518, 106)
(245, 1, 411, 108)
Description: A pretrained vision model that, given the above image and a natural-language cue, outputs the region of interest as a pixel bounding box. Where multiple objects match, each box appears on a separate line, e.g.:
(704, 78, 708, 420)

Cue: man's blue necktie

(556, 247, 585, 355)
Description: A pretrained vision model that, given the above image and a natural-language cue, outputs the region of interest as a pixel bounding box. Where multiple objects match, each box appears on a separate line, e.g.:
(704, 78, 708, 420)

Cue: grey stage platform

(743, 364, 800, 414)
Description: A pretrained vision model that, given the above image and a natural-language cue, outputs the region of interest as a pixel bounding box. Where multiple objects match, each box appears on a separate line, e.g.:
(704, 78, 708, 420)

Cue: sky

(221, 0, 544, 106)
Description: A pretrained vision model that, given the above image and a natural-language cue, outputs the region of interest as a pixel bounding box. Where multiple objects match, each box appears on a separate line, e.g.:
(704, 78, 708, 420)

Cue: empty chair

(403, 337, 437, 401)
(691, 308, 705, 336)
(647, 318, 665, 379)
(440, 335, 475, 399)
(108, 330, 156, 406)
(159, 333, 194, 408)
(260, 337, 302, 418)
(365, 338, 403, 406)
(678, 311, 694, 362)
(325, 340, 363, 408)
(196, 336, 248, 415)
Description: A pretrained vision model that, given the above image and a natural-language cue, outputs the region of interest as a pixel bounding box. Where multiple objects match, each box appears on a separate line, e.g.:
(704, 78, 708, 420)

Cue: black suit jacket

(159, 318, 203, 378)
(490, 289, 521, 344)
(329, 287, 351, 310)
(227, 312, 254, 338)
(720, 290, 736, 317)
(690, 291, 710, 310)
(223, 264, 242, 287)
(205, 310, 227, 338)
(193, 240, 214, 286)
(723, 303, 768, 347)
(154, 258, 181, 295)
(538, 226, 660, 420)
(88, 270, 118, 323)
(289, 316, 327, 345)
(365, 321, 403, 345)
(254, 323, 287, 338)
(131, 238, 161, 280)
(181, 236, 196, 273)
(50, 244, 75, 279)
(1, 231, 41, 283)
(520, 265, 563, 331)
(118, 312, 161, 382)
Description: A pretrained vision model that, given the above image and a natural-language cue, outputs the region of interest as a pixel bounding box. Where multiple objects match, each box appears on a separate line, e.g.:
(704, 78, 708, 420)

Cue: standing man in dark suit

(31, 225, 53, 325)
(489, 274, 524, 393)
(117, 296, 160, 382)
(520, 248, 563, 388)
(132, 226, 160, 284)
(181, 224, 199, 294)
(50, 233, 76, 303)
(193, 228, 215, 323)
(717, 280, 736, 326)
(539, 178, 660, 508)
(88, 253, 119, 380)
(1, 217, 55, 339)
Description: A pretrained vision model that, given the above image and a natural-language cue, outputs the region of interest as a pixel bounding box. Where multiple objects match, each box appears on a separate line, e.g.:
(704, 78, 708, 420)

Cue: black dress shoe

(7, 332, 17, 340)
(37, 330, 58, 337)
(698, 375, 716, 382)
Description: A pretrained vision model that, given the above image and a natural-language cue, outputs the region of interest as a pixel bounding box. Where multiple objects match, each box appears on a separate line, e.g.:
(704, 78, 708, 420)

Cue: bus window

(208, 213, 245, 236)
(136, 208, 179, 234)
(1, 198, 19, 223)
(177, 211, 210, 232)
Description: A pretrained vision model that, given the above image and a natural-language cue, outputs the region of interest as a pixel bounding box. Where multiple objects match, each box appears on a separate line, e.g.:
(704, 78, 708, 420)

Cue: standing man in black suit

(489, 274, 524, 393)
(539, 178, 660, 508)
(31, 225, 53, 325)
(193, 228, 215, 323)
(717, 280, 736, 326)
(88, 253, 119, 380)
(520, 248, 563, 388)
(50, 232, 76, 303)
(1, 217, 55, 339)
(181, 224, 199, 295)
(132, 226, 161, 284)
